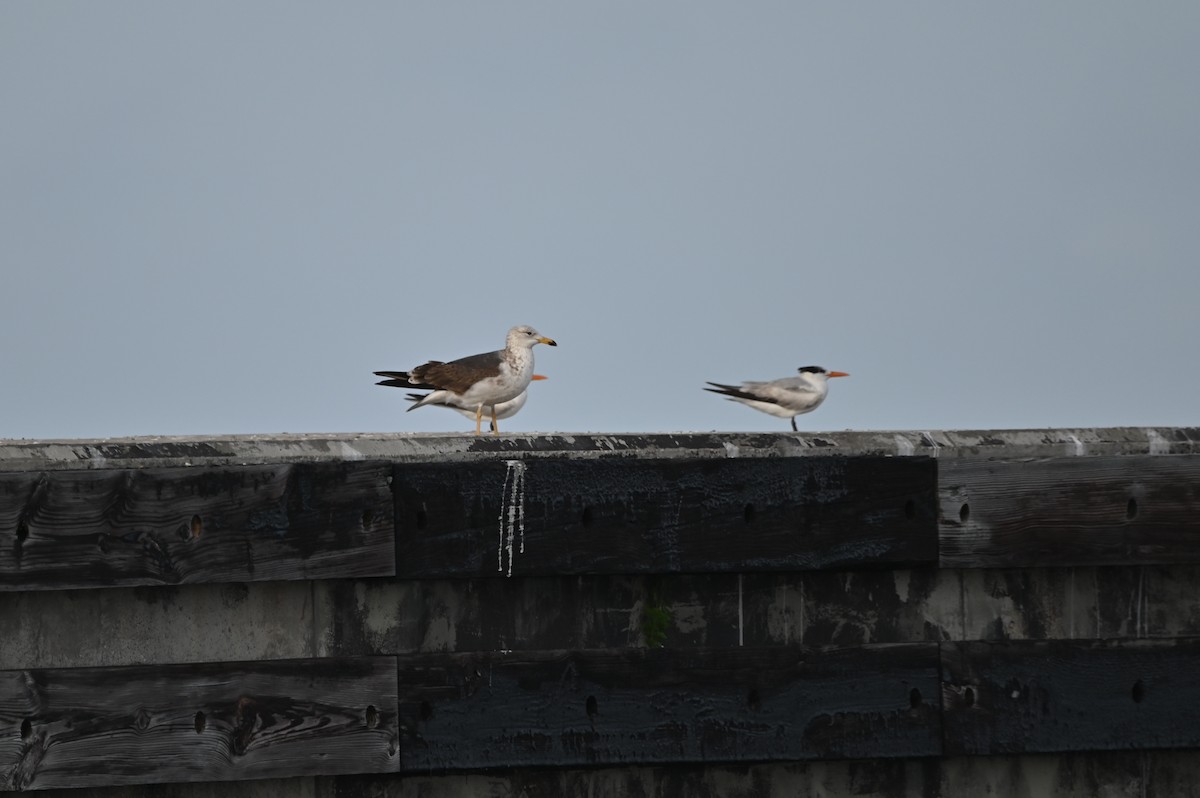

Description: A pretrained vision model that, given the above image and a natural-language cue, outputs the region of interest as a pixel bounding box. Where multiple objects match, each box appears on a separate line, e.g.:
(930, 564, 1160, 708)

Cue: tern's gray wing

(706, 377, 817, 405)
(756, 377, 820, 400)
(705, 381, 786, 406)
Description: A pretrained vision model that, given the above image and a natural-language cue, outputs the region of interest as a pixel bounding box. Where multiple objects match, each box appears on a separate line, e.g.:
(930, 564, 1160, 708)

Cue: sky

(2, 3, 1198, 440)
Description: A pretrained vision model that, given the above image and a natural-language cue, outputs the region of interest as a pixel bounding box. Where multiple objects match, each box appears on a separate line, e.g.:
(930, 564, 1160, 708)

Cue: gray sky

(3, 4, 1198, 440)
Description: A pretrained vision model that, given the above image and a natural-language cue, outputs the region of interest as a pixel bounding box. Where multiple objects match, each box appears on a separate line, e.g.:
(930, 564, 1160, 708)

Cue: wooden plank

(393, 457, 937, 578)
(0, 462, 394, 591)
(336, 758, 935, 798)
(942, 639, 1200, 755)
(396, 645, 941, 769)
(0, 657, 398, 790)
(940, 455, 1200, 568)
(321, 569, 961, 658)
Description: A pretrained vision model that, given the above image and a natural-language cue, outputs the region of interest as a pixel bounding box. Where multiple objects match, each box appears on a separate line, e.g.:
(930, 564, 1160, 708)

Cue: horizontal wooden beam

(0, 657, 399, 791)
(393, 456, 938, 578)
(334, 751, 1200, 798)
(941, 638, 1200, 755)
(5, 448, 1200, 592)
(7, 639, 1200, 790)
(940, 455, 1200, 568)
(0, 462, 395, 591)
(395, 645, 941, 769)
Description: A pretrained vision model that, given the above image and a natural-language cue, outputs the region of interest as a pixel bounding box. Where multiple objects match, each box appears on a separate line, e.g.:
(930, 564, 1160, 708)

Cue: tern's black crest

(798, 366, 827, 374)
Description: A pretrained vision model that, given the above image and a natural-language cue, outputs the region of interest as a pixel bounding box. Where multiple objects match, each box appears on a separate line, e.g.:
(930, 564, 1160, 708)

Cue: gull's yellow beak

(537, 337, 557, 346)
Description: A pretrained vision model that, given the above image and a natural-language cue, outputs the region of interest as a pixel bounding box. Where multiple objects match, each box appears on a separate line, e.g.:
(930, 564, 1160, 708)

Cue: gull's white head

(508, 325, 558, 349)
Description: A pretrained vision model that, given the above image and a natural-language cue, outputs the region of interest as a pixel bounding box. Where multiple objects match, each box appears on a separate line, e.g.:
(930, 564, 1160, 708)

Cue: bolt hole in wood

(904, 499, 916, 520)
(193, 711, 206, 733)
(743, 504, 756, 524)
(190, 514, 203, 539)
(362, 508, 376, 528)
(964, 687, 976, 708)
(1132, 679, 1146, 703)
(586, 695, 598, 718)
(909, 687, 922, 708)
(581, 506, 594, 527)
(20, 718, 32, 740)
(747, 688, 762, 711)
(959, 503, 970, 524)
(419, 701, 433, 722)
(365, 705, 379, 729)
(1126, 498, 1139, 520)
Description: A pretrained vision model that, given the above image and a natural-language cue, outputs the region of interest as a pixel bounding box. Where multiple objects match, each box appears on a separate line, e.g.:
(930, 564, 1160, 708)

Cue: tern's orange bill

(827, 371, 850, 378)
(532, 375, 548, 381)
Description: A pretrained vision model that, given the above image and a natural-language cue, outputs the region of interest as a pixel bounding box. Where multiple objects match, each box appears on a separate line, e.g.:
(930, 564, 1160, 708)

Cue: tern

(705, 366, 849, 431)
(375, 325, 556, 435)
(397, 375, 548, 433)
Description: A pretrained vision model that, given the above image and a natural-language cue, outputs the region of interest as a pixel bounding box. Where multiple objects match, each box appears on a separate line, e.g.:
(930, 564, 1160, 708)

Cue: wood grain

(940, 455, 1200, 568)
(0, 462, 394, 591)
(396, 645, 941, 769)
(393, 456, 937, 578)
(0, 657, 398, 790)
(942, 638, 1200, 755)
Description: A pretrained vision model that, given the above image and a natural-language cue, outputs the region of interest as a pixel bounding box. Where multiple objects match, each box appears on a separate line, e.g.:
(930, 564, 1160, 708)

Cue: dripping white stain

(497, 459, 528, 577)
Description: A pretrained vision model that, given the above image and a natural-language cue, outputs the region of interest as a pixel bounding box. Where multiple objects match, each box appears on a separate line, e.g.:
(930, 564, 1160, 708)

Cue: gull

(396, 375, 548, 433)
(374, 325, 556, 435)
(705, 366, 849, 431)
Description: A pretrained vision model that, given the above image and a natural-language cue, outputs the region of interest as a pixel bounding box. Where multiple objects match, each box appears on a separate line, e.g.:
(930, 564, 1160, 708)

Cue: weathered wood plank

(336, 758, 937, 798)
(0, 462, 394, 590)
(940, 455, 1200, 568)
(0, 657, 399, 790)
(319, 568, 962, 659)
(396, 645, 941, 769)
(393, 457, 937, 578)
(941, 639, 1200, 755)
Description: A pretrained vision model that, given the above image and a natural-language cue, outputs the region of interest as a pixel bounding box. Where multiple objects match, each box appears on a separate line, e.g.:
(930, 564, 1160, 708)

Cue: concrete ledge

(1, 427, 1198, 471)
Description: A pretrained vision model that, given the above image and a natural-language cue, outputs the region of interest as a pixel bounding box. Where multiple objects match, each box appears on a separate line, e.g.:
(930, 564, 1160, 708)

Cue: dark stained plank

(0, 462, 394, 591)
(396, 645, 941, 770)
(942, 638, 1200, 755)
(0, 657, 398, 790)
(335, 758, 937, 798)
(393, 457, 937, 578)
(940, 455, 1200, 568)
(320, 569, 958, 659)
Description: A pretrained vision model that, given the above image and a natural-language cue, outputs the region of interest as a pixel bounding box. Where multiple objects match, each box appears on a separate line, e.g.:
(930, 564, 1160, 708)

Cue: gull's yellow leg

(474, 405, 483, 436)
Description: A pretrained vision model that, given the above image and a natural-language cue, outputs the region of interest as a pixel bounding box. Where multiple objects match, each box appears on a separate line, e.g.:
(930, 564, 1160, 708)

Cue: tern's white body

(403, 374, 545, 431)
(406, 389, 530, 422)
(705, 366, 848, 431)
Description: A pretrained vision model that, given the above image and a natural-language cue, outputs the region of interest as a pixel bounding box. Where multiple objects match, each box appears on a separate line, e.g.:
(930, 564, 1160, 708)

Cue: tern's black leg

(790, 417, 798, 432)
